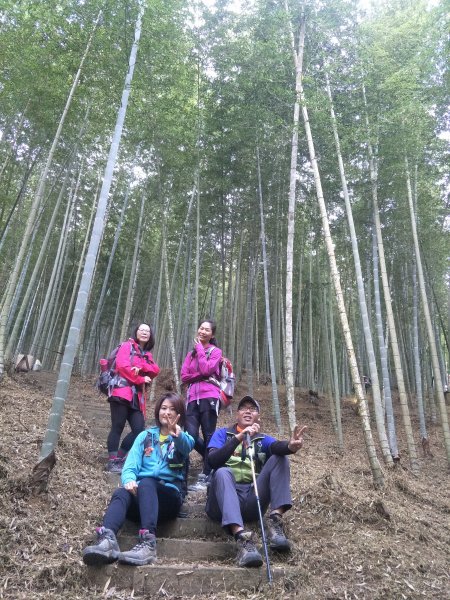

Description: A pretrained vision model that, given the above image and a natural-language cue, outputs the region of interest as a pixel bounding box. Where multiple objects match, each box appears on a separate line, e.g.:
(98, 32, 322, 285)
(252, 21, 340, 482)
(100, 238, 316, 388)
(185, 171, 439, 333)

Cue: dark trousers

(107, 400, 144, 454)
(206, 455, 292, 531)
(185, 398, 218, 475)
(102, 477, 182, 535)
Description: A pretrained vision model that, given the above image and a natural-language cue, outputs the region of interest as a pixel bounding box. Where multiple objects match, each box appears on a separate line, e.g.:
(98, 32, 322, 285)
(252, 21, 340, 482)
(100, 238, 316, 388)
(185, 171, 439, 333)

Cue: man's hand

(235, 422, 260, 443)
(124, 481, 138, 495)
(167, 412, 181, 437)
(288, 424, 308, 453)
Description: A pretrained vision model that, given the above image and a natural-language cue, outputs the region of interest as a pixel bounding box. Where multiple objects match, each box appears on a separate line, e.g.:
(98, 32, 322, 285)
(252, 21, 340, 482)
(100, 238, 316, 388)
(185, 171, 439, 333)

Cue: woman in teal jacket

(83, 393, 194, 567)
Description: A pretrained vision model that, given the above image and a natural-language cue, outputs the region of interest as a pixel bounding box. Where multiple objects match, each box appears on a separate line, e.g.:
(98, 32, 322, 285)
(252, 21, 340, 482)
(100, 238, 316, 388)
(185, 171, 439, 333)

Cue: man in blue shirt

(206, 395, 307, 568)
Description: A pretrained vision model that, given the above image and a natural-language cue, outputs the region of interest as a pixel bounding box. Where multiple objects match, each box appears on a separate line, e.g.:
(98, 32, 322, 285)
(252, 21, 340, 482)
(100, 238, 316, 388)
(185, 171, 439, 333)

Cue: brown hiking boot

(235, 531, 263, 567)
(266, 513, 291, 552)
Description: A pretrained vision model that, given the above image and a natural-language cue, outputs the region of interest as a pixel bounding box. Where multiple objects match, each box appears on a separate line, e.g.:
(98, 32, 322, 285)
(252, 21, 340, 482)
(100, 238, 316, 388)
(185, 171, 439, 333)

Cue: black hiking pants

(107, 399, 145, 454)
(185, 398, 218, 476)
(102, 477, 182, 535)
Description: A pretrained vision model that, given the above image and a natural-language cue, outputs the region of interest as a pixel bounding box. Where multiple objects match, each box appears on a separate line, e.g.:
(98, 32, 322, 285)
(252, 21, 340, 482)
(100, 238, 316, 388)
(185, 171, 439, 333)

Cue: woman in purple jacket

(180, 319, 222, 491)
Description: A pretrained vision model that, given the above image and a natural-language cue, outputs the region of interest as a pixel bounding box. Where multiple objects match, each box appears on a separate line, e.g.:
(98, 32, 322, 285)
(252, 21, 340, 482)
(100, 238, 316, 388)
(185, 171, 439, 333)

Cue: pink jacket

(181, 343, 222, 403)
(110, 338, 160, 416)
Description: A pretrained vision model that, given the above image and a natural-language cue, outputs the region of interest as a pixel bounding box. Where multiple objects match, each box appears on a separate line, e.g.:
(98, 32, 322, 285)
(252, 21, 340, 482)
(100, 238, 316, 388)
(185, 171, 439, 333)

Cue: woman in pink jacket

(180, 319, 222, 491)
(107, 323, 160, 473)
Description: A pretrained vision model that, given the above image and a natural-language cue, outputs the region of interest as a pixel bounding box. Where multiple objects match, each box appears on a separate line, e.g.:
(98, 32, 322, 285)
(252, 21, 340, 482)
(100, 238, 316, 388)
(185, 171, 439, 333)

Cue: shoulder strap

(143, 429, 158, 452)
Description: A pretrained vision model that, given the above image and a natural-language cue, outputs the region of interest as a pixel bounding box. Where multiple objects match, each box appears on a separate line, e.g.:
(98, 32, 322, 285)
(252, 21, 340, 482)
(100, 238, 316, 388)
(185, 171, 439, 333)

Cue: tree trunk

(257, 145, 282, 432)
(405, 156, 450, 464)
(81, 176, 130, 373)
(293, 20, 384, 485)
(325, 73, 393, 465)
(284, 5, 305, 431)
(361, 82, 418, 473)
(372, 228, 398, 457)
(38, 2, 145, 464)
(120, 189, 146, 340)
(162, 224, 181, 393)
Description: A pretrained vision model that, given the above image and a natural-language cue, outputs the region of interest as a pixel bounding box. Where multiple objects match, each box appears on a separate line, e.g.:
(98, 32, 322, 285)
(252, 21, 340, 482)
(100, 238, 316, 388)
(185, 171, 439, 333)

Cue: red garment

(110, 338, 160, 416)
(180, 343, 222, 403)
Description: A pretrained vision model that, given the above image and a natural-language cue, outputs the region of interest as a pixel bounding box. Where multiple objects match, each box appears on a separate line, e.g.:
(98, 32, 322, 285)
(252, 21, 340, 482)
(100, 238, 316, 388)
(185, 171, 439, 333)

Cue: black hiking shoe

(118, 530, 157, 566)
(235, 531, 263, 568)
(266, 513, 291, 552)
(82, 527, 120, 565)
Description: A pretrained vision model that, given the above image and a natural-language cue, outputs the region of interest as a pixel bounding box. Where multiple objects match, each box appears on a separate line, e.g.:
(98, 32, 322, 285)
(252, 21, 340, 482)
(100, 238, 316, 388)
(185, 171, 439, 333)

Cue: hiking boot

(266, 513, 291, 552)
(188, 472, 209, 492)
(235, 531, 263, 568)
(82, 527, 120, 565)
(105, 457, 125, 473)
(118, 530, 157, 566)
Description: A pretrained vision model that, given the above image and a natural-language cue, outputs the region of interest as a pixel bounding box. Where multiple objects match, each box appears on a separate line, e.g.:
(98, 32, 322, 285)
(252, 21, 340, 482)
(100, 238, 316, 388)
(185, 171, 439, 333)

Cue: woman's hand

(143, 375, 152, 384)
(124, 481, 138, 495)
(167, 412, 181, 437)
(193, 337, 200, 345)
(287, 424, 308, 453)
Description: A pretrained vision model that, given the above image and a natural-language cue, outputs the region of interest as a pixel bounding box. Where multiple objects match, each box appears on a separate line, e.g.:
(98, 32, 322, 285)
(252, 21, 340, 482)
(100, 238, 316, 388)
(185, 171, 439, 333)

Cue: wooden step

(86, 562, 299, 595)
(116, 535, 234, 561)
(121, 516, 228, 540)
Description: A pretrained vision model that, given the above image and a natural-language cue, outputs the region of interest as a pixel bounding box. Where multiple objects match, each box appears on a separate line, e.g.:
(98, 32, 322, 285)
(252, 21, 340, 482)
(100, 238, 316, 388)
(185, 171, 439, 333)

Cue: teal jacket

(121, 426, 194, 495)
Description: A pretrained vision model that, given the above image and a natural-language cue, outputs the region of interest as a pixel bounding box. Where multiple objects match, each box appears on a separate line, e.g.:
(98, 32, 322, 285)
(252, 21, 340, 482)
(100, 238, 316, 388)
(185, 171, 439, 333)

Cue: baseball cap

(237, 395, 260, 412)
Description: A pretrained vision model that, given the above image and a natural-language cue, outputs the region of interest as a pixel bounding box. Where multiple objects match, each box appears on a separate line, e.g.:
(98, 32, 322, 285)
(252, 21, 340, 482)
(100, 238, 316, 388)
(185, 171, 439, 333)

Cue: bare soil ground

(0, 370, 449, 599)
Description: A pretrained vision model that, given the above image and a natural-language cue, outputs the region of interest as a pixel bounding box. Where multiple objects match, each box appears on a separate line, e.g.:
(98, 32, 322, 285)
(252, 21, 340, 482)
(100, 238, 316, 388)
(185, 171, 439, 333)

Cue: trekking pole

(246, 433, 273, 584)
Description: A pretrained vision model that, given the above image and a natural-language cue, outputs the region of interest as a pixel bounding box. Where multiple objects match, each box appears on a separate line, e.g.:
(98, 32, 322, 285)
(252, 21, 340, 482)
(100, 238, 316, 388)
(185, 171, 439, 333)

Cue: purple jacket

(180, 343, 222, 403)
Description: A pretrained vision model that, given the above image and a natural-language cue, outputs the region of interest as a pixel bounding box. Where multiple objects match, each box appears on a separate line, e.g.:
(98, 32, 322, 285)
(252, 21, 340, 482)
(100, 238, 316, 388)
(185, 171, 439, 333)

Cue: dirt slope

(0, 371, 448, 599)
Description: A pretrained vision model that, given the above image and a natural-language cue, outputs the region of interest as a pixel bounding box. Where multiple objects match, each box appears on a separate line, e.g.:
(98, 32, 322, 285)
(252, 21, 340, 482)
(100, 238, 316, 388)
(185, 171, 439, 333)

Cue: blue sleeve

(173, 430, 195, 456)
(208, 427, 227, 449)
(121, 431, 146, 485)
(261, 435, 277, 456)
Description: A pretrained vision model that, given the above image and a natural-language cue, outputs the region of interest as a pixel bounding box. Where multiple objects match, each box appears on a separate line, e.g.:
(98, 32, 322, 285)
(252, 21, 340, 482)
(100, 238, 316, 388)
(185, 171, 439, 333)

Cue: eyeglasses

(138, 328, 151, 333)
(238, 406, 258, 413)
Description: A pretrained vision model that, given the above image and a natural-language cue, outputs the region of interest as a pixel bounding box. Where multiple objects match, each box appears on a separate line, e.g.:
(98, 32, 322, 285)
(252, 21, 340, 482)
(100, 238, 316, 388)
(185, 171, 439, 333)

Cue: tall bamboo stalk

(283, 2, 305, 430)
(38, 2, 145, 464)
(257, 145, 282, 431)
(287, 15, 384, 485)
(405, 156, 450, 463)
(325, 73, 393, 465)
(361, 82, 418, 474)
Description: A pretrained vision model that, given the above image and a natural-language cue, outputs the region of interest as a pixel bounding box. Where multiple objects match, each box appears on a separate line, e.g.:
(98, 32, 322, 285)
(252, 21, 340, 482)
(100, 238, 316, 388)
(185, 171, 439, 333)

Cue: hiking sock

(140, 527, 157, 536)
(234, 530, 247, 541)
(108, 452, 118, 460)
(117, 449, 126, 458)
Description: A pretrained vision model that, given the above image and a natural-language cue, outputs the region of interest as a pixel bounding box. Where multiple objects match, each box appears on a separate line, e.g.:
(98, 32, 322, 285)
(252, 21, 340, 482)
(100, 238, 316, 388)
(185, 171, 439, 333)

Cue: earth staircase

(69, 378, 299, 595)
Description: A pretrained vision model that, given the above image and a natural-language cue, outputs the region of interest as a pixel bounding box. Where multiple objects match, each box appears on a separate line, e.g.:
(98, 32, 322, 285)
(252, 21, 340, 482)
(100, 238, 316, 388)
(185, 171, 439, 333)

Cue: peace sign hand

(288, 424, 308, 453)
(167, 412, 181, 437)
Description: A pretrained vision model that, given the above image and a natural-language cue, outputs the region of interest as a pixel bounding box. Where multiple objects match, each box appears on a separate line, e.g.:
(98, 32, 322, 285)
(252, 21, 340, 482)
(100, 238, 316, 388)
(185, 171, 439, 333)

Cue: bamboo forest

(0, 0, 449, 598)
